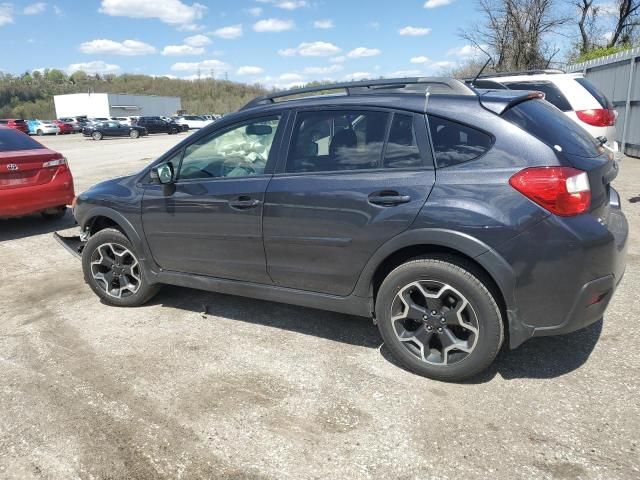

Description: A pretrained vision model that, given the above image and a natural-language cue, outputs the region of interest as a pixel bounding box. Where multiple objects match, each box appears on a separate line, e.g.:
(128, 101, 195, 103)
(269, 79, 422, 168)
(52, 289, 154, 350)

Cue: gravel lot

(1, 133, 638, 479)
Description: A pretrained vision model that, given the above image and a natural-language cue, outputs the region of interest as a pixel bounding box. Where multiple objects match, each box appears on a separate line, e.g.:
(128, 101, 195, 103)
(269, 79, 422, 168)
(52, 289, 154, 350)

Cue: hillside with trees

(0, 70, 267, 119)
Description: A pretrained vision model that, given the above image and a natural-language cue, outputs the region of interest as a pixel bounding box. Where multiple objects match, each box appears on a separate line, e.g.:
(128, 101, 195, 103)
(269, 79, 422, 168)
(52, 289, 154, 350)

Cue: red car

(0, 119, 29, 134)
(53, 120, 73, 134)
(0, 127, 75, 219)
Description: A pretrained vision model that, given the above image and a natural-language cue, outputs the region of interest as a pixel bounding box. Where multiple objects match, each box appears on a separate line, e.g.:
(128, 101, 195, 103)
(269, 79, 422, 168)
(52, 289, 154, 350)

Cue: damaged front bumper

(53, 231, 85, 259)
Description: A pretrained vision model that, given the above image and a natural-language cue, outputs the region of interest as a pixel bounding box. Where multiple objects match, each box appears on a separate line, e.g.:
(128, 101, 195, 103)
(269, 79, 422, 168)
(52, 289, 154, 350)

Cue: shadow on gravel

(0, 210, 75, 242)
(152, 286, 384, 349)
(154, 285, 602, 380)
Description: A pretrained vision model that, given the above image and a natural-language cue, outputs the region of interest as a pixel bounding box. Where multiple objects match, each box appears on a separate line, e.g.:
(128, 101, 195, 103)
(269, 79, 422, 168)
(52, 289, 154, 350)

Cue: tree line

(0, 69, 267, 120)
(451, 0, 638, 77)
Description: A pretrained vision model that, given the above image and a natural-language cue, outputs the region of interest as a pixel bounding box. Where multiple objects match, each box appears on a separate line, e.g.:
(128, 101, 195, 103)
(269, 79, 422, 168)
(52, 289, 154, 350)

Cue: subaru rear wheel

(129, 130, 140, 139)
(92, 131, 103, 140)
(82, 228, 159, 307)
(376, 256, 504, 382)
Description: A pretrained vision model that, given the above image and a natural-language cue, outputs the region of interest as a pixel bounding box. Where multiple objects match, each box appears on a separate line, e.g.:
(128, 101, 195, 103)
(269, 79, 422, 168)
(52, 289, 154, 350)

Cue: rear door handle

(229, 196, 262, 209)
(368, 191, 411, 206)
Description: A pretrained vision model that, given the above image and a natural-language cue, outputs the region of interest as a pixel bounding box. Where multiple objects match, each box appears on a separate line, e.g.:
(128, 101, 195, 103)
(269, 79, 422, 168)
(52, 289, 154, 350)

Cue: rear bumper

(492, 192, 628, 348)
(0, 169, 75, 218)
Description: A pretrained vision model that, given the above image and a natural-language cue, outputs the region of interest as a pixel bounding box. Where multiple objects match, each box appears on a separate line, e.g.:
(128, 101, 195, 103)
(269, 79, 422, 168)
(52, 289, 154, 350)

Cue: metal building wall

(568, 47, 639, 158)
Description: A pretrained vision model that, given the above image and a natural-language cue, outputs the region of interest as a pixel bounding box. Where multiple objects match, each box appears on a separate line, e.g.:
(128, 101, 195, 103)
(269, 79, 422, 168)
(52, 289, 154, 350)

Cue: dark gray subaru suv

(67, 78, 628, 381)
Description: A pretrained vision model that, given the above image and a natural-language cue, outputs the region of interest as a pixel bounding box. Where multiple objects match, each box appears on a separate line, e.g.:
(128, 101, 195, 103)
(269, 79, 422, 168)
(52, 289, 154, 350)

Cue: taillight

(43, 157, 67, 170)
(576, 109, 616, 127)
(509, 167, 591, 216)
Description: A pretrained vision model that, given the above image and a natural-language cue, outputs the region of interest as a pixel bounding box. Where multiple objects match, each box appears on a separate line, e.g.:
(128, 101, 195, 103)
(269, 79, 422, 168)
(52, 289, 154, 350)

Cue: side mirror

(154, 163, 175, 184)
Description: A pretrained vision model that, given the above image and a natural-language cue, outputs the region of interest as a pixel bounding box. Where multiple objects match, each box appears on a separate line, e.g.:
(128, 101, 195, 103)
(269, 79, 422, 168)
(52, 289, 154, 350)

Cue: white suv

(474, 70, 618, 152)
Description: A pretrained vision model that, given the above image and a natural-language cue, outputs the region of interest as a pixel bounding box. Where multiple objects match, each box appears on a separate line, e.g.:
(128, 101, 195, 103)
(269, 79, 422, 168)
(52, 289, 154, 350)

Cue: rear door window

(502, 81, 573, 112)
(384, 114, 422, 168)
(503, 99, 600, 157)
(286, 110, 389, 173)
(575, 77, 613, 109)
(428, 116, 493, 168)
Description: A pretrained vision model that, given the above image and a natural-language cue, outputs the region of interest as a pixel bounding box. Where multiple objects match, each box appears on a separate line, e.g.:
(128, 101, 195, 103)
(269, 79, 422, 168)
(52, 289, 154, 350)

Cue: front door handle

(229, 196, 262, 209)
(368, 191, 411, 206)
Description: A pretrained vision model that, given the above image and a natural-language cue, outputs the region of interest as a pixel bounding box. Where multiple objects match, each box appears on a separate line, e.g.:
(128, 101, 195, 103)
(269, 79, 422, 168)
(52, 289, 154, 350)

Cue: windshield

(503, 99, 600, 157)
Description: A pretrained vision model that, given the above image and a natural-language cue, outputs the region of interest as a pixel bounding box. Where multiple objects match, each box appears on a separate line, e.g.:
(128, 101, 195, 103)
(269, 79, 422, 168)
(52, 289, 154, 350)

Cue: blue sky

(0, 0, 580, 87)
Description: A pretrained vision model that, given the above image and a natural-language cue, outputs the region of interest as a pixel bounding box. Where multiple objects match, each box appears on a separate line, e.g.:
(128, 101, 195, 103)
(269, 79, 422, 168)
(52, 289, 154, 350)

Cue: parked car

(65, 77, 627, 381)
(471, 70, 618, 152)
(173, 115, 213, 129)
(27, 120, 60, 136)
(82, 121, 147, 140)
(53, 120, 74, 134)
(110, 116, 138, 126)
(58, 117, 83, 133)
(134, 116, 181, 134)
(0, 126, 74, 219)
(0, 119, 29, 134)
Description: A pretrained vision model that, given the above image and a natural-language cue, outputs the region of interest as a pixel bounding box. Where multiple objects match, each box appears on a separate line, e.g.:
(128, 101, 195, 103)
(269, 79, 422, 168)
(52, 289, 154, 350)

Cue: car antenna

(470, 55, 493, 87)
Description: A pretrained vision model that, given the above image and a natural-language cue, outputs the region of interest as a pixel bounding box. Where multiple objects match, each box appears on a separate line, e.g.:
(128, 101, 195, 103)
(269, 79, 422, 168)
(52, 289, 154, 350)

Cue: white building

(54, 93, 182, 119)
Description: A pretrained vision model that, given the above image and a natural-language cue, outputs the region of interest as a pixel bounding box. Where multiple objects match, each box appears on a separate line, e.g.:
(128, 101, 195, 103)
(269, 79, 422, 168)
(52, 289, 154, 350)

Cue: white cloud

(424, 0, 454, 8)
(0, 4, 14, 26)
(247, 7, 262, 16)
(313, 19, 334, 29)
(99, 0, 206, 26)
(389, 69, 422, 77)
(24, 3, 46, 15)
(162, 44, 205, 56)
(447, 44, 486, 58)
(53, 5, 63, 16)
(212, 24, 243, 39)
(347, 47, 381, 58)
(345, 72, 372, 81)
(601, 30, 614, 42)
(67, 60, 121, 75)
(430, 60, 456, 70)
(177, 23, 204, 32)
(303, 65, 343, 74)
(237, 65, 264, 75)
(79, 39, 156, 56)
(278, 41, 341, 57)
(253, 18, 294, 32)
(184, 34, 211, 46)
(280, 72, 305, 82)
(274, 0, 307, 10)
(410, 56, 430, 64)
(329, 56, 346, 63)
(399, 26, 432, 36)
(171, 59, 230, 72)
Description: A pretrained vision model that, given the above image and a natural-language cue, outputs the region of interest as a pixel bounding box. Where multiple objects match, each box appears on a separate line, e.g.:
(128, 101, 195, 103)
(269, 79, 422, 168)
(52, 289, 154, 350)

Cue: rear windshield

(503, 99, 600, 157)
(575, 77, 613, 109)
(0, 129, 44, 152)
(502, 81, 573, 111)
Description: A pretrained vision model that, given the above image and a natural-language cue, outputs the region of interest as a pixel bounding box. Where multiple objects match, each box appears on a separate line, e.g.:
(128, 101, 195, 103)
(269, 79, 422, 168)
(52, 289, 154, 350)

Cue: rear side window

(0, 129, 43, 151)
(287, 110, 389, 173)
(503, 81, 573, 112)
(503, 99, 600, 157)
(384, 114, 422, 168)
(575, 77, 613, 109)
(428, 116, 493, 168)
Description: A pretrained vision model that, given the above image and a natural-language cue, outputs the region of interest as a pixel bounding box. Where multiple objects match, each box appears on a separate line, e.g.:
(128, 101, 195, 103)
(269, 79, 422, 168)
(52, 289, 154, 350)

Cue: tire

(92, 131, 103, 141)
(41, 206, 66, 220)
(129, 129, 140, 139)
(82, 228, 160, 307)
(375, 255, 504, 382)
(37, 129, 44, 136)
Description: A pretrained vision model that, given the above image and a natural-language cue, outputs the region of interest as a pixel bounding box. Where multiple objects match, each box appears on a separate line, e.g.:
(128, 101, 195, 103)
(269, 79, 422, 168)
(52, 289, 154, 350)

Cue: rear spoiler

(476, 89, 545, 115)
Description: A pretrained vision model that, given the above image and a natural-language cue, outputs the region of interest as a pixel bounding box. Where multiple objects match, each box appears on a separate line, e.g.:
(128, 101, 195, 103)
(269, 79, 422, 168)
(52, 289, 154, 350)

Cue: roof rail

(472, 69, 565, 80)
(241, 77, 474, 110)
